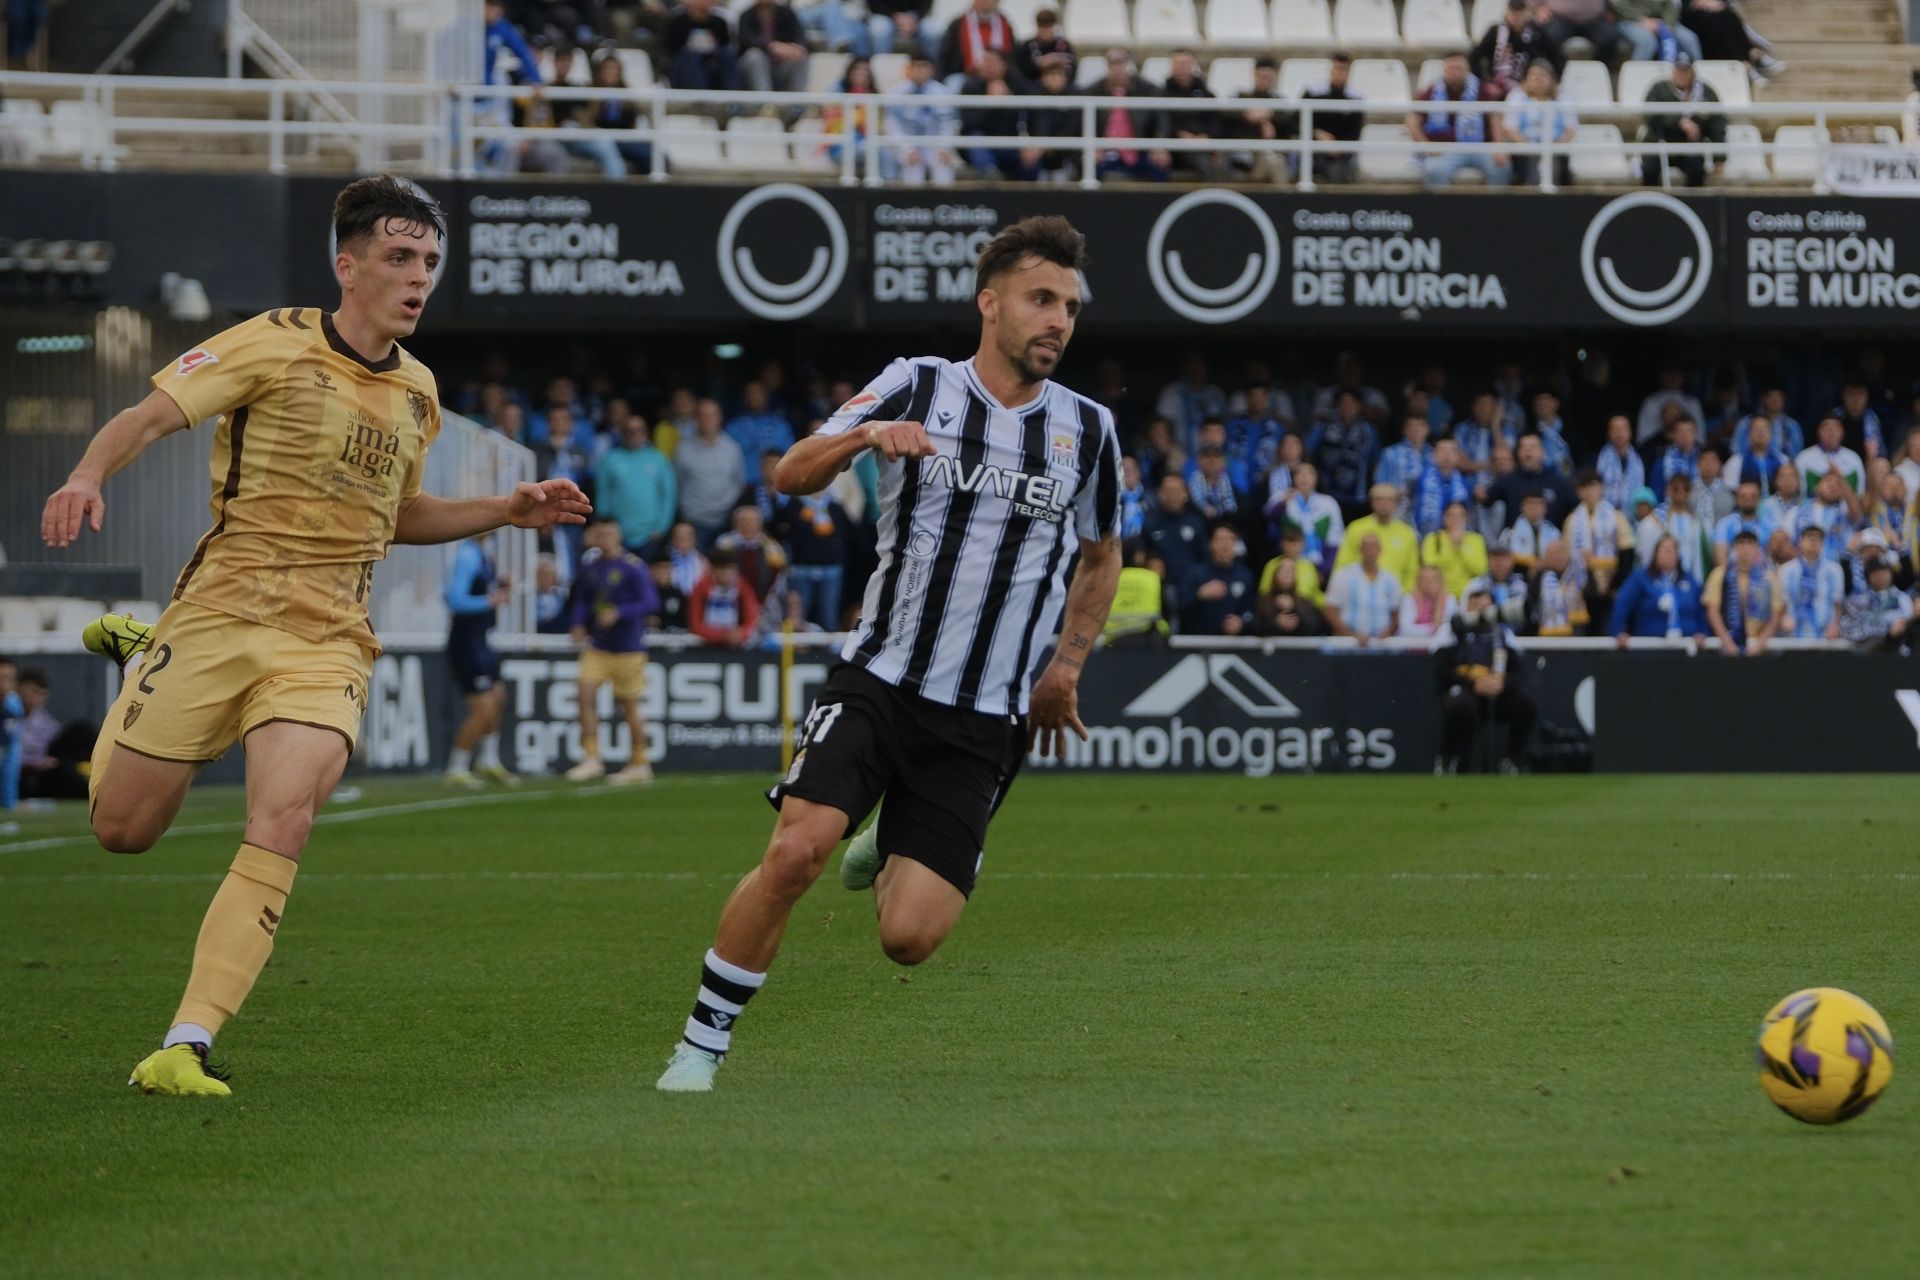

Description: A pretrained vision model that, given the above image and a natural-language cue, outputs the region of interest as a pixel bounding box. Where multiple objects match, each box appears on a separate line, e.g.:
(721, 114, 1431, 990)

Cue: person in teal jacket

(596, 415, 677, 555)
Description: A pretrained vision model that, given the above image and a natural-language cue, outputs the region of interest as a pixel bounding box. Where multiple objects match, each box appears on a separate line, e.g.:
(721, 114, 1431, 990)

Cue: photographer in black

(1433, 578, 1536, 774)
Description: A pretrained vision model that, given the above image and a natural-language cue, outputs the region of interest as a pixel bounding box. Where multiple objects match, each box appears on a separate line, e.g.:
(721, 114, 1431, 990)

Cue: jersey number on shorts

(798, 701, 844, 746)
(136, 643, 175, 695)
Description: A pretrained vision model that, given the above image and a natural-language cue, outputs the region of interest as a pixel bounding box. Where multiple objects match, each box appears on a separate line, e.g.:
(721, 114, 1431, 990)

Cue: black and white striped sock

(682, 948, 765, 1059)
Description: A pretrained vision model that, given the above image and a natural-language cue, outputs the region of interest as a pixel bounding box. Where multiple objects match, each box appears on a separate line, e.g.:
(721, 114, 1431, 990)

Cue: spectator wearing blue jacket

(566, 518, 662, 785)
(596, 415, 677, 555)
(725, 381, 797, 460)
(1179, 526, 1257, 635)
(1609, 533, 1706, 643)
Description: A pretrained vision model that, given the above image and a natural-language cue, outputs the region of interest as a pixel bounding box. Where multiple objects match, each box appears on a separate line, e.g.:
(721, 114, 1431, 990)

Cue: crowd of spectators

(481, 0, 1778, 186)
(453, 342, 1920, 656)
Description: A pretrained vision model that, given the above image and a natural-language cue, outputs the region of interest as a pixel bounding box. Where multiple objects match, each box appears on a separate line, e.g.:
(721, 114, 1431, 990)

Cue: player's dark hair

(333, 175, 446, 256)
(975, 216, 1086, 291)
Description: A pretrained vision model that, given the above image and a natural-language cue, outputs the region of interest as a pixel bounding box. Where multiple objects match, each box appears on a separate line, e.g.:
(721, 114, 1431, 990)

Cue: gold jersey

(151, 308, 442, 649)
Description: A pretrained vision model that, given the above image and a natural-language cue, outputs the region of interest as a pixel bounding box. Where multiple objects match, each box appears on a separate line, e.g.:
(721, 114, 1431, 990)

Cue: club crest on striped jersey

(920, 453, 1069, 523)
(175, 348, 219, 376)
(1049, 434, 1077, 467)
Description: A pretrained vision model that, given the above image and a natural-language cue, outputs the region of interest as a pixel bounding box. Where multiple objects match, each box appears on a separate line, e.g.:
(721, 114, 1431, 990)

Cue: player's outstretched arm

(773, 421, 933, 495)
(1028, 533, 1122, 758)
(41, 390, 191, 548)
(393, 479, 592, 545)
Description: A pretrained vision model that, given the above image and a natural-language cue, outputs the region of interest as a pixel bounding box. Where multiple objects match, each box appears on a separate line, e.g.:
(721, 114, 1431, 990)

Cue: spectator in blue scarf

(1778, 524, 1846, 638)
(1307, 389, 1379, 518)
(1375, 415, 1434, 516)
(1735, 387, 1803, 457)
(1703, 529, 1783, 655)
(1840, 554, 1917, 653)
(1118, 455, 1149, 542)
(1414, 437, 1474, 536)
(1611, 533, 1706, 643)
(1407, 53, 1510, 188)
(1724, 414, 1791, 495)
(1225, 386, 1289, 476)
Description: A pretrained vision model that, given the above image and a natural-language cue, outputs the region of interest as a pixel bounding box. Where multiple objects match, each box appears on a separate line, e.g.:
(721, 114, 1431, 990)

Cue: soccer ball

(1755, 987, 1894, 1125)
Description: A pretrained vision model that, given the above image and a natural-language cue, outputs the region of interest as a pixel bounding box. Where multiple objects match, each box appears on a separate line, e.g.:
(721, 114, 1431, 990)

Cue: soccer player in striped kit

(658, 217, 1123, 1092)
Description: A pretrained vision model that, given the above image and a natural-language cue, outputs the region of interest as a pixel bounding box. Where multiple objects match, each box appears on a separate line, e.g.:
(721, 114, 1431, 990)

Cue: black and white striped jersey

(818, 355, 1122, 717)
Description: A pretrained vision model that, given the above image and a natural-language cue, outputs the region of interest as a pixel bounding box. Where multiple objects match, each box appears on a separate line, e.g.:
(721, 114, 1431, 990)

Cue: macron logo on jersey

(921, 453, 1068, 523)
(175, 349, 219, 376)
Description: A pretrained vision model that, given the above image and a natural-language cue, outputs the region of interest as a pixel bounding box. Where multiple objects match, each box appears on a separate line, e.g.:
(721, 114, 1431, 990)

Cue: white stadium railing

(0, 69, 1912, 193)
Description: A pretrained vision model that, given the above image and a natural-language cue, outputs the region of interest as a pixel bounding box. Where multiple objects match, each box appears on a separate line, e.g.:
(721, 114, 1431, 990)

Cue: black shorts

(448, 638, 501, 695)
(767, 662, 1026, 898)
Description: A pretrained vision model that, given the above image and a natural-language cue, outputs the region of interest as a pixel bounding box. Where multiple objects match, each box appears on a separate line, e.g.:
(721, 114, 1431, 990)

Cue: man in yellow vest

(1331, 483, 1419, 591)
(1102, 560, 1170, 647)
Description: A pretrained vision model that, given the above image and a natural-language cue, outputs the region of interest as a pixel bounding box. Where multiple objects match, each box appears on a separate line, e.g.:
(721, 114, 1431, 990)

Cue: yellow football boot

(128, 1044, 232, 1098)
(82, 613, 154, 670)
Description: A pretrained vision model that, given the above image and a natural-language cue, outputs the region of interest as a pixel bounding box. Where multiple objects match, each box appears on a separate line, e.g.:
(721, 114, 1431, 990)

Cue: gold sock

(172, 844, 299, 1035)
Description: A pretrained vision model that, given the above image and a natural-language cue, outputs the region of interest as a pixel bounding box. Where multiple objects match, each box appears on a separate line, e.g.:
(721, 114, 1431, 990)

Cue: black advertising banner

(863, 190, 1726, 332)
(1723, 197, 1920, 330)
(453, 181, 860, 323)
(26, 172, 1920, 336)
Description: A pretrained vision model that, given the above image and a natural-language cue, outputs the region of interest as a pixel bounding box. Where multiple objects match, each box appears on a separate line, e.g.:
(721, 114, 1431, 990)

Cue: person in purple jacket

(566, 518, 661, 785)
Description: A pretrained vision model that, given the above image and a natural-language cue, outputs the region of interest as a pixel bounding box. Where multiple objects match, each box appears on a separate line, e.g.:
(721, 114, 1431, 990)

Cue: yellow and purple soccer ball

(1755, 987, 1894, 1125)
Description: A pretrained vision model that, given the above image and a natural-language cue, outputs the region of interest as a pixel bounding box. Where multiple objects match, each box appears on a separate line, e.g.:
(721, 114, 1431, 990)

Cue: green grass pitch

(1, 773, 1915, 1279)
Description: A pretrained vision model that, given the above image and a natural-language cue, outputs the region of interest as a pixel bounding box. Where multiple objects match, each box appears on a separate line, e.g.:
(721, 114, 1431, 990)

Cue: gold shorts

(99, 599, 373, 768)
(578, 648, 648, 700)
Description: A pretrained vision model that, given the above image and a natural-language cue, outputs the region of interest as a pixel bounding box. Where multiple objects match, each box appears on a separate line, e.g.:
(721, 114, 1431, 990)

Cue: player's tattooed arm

(1028, 535, 1122, 757)
(774, 420, 935, 495)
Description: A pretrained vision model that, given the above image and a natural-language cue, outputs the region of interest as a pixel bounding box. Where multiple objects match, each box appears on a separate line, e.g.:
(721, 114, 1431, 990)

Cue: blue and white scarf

(1722, 560, 1773, 647)
(1414, 465, 1473, 535)
(1595, 445, 1645, 514)
(1425, 73, 1486, 143)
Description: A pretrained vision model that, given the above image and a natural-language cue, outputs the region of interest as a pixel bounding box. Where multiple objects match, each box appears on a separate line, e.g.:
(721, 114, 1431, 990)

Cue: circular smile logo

(1145, 189, 1280, 325)
(717, 184, 849, 322)
(1580, 192, 1713, 327)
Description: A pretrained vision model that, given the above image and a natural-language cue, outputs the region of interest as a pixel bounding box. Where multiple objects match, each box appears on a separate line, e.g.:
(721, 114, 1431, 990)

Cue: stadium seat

(1400, 0, 1466, 47)
(1569, 122, 1633, 183)
(929, 0, 973, 34)
(1695, 59, 1750, 108)
(662, 113, 726, 170)
(1467, 0, 1505, 40)
(1770, 125, 1827, 182)
(1722, 122, 1770, 182)
(1350, 57, 1410, 106)
(48, 599, 106, 635)
(807, 50, 851, 94)
(1332, 0, 1399, 48)
(1001, 0, 1045, 32)
(788, 117, 839, 173)
(1270, 0, 1333, 45)
(45, 100, 98, 159)
(725, 116, 791, 167)
(1208, 56, 1258, 97)
(1558, 59, 1612, 106)
(1141, 55, 1172, 84)
(0, 98, 47, 162)
(1066, 0, 1133, 45)
(1615, 60, 1669, 107)
(1204, 0, 1273, 48)
(614, 48, 655, 90)
(871, 51, 910, 90)
(0, 599, 48, 636)
(1077, 53, 1111, 86)
(1356, 121, 1416, 180)
(108, 600, 163, 623)
(1279, 56, 1331, 98)
(1415, 56, 1445, 91)
(1136, 0, 1200, 41)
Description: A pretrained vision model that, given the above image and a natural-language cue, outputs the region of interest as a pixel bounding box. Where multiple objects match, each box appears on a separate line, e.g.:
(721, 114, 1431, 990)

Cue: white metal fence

(372, 408, 539, 649)
(0, 69, 1913, 192)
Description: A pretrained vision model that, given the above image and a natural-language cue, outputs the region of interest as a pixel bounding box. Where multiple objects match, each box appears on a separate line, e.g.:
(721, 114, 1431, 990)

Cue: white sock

(475, 735, 500, 769)
(447, 746, 472, 774)
(162, 1022, 216, 1050)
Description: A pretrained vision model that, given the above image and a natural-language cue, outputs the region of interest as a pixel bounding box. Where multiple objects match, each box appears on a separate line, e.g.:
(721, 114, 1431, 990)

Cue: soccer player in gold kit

(39, 176, 590, 1097)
